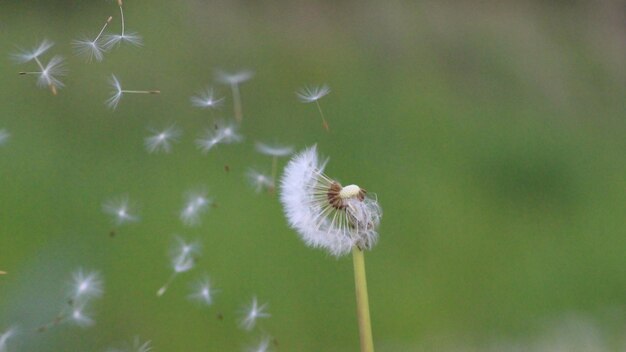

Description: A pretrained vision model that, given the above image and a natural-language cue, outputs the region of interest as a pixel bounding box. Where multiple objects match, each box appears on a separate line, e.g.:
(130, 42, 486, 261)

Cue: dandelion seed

(103, 195, 140, 225)
(106, 336, 153, 352)
(70, 269, 103, 302)
(239, 297, 270, 331)
(0, 130, 10, 146)
(296, 84, 331, 131)
(189, 276, 218, 306)
(245, 336, 272, 352)
(216, 69, 253, 124)
(72, 16, 113, 62)
(246, 168, 274, 194)
(69, 302, 94, 327)
(144, 124, 181, 153)
(0, 327, 16, 352)
(255, 142, 293, 186)
(279, 145, 382, 257)
(179, 189, 212, 226)
(195, 120, 242, 153)
(106, 74, 160, 110)
(103, 0, 143, 49)
(190, 87, 225, 109)
(157, 237, 201, 297)
(11, 39, 53, 63)
(18, 55, 67, 95)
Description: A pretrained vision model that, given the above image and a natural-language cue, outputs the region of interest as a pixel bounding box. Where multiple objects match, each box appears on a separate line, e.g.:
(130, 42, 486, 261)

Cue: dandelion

(245, 336, 272, 352)
(239, 297, 270, 331)
(255, 142, 293, 188)
(190, 87, 225, 109)
(0, 130, 10, 146)
(70, 269, 104, 302)
(188, 276, 218, 306)
(157, 237, 201, 297)
(38, 268, 103, 332)
(103, 195, 140, 225)
(103, 0, 143, 49)
(106, 74, 160, 110)
(0, 327, 16, 352)
(72, 16, 113, 62)
(144, 124, 181, 153)
(179, 189, 212, 226)
(279, 145, 381, 352)
(195, 120, 242, 153)
(216, 69, 253, 123)
(17, 47, 66, 95)
(296, 84, 331, 131)
(246, 168, 274, 194)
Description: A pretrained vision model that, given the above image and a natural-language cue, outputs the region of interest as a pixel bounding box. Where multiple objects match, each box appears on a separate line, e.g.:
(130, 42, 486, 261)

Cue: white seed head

(190, 87, 225, 109)
(279, 146, 382, 256)
(31, 56, 67, 91)
(11, 39, 54, 63)
(144, 124, 181, 153)
(296, 84, 330, 103)
(254, 142, 294, 157)
(188, 276, 218, 306)
(179, 189, 212, 226)
(215, 69, 254, 85)
(70, 268, 103, 302)
(239, 297, 270, 331)
(103, 195, 140, 225)
(195, 121, 242, 153)
(169, 236, 201, 273)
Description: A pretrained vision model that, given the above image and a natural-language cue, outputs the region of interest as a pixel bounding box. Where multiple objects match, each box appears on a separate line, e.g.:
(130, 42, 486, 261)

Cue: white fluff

(280, 146, 381, 257)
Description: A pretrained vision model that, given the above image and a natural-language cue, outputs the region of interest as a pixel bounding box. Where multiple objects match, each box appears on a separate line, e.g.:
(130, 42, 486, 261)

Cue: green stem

(352, 246, 374, 352)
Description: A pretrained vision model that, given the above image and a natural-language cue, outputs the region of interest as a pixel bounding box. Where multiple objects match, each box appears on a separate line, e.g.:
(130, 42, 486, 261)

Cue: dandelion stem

(0, 271, 6, 275)
(122, 90, 160, 94)
(315, 101, 329, 131)
(352, 246, 374, 352)
(231, 84, 243, 124)
(118, 4, 125, 36)
(95, 16, 113, 42)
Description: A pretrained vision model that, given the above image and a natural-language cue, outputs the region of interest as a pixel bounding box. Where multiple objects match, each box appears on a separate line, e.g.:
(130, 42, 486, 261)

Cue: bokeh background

(1, 1, 626, 351)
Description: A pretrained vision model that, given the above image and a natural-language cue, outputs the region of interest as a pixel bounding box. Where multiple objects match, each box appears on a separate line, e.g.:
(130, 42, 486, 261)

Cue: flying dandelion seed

(179, 189, 212, 226)
(144, 124, 181, 154)
(239, 297, 270, 331)
(12, 39, 54, 63)
(157, 237, 201, 297)
(255, 142, 293, 187)
(106, 336, 153, 352)
(195, 120, 242, 153)
(72, 16, 113, 62)
(188, 276, 218, 306)
(191, 87, 225, 109)
(296, 84, 331, 131)
(103, 0, 143, 49)
(70, 268, 104, 302)
(0, 327, 16, 352)
(245, 336, 272, 352)
(246, 168, 274, 194)
(216, 69, 253, 124)
(0, 130, 10, 146)
(103, 195, 140, 225)
(106, 74, 160, 110)
(280, 145, 381, 256)
(17, 54, 67, 95)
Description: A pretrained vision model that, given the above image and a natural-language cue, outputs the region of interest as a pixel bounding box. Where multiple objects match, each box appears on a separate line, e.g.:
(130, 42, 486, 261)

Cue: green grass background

(1, 1, 626, 351)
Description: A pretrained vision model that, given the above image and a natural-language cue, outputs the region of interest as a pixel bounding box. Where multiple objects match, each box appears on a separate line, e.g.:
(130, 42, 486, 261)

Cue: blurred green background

(1, 1, 626, 351)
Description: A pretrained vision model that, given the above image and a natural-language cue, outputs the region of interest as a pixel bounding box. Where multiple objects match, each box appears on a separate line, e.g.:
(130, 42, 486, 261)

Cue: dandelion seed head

(191, 87, 225, 109)
(239, 297, 270, 331)
(144, 125, 181, 153)
(169, 237, 201, 273)
(35, 56, 67, 90)
(254, 142, 294, 157)
(296, 84, 330, 103)
(103, 32, 143, 49)
(246, 169, 274, 193)
(12, 39, 54, 63)
(70, 269, 103, 302)
(216, 69, 254, 85)
(179, 190, 212, 226)
(189, 276, 218, 306)
(279, 146, 382, 256)
(103, 195, 139, 225)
